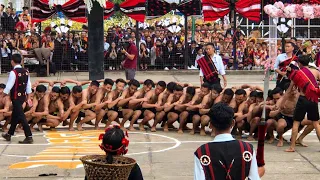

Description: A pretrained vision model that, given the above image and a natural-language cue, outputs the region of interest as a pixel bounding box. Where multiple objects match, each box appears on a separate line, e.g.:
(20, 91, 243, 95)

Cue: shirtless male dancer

(59, 87, 75, 125)
(269, 86, 299, 147)
(235, 90, 257, 138)
(164, 85, 184, 132)
(118, 79, 140, 129)
(93, 78, 114, 129)
(140, 81, 166, 131)
(0, 84, 11, 132)
(150, 82, 177, 132)
(68, 86, 85, 131)
(231, 89, 248, 138)
(102, 78, 127, 127)
(285, 55, 320, 152)
(217, 88, 234, 105)
(188, 82, 213, 135)
(127, 79, 154, 130)
(37, 86, 64, 131)
(199, 84, 223, 136)
(29, 85, 49, 131)
(76, 81, 100, 131)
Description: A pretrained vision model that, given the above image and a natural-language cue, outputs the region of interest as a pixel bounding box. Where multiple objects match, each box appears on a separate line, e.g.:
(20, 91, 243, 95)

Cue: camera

(118, 36, 130, 51)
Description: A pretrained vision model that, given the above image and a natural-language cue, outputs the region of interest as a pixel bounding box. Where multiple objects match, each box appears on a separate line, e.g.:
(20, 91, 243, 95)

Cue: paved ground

(0, 71, 319, 180)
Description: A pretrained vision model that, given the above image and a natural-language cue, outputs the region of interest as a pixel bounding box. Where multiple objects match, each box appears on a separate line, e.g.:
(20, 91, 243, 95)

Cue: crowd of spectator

(1, 4, 320, 74)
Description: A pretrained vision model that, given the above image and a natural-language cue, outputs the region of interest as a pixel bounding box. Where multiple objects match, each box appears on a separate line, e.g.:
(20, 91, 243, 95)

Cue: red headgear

(98, 125, 129, 155)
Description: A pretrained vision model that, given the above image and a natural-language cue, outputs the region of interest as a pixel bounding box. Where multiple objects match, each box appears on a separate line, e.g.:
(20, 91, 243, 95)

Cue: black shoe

(2, 133, 11, 141)
(18, 137, 33, 144)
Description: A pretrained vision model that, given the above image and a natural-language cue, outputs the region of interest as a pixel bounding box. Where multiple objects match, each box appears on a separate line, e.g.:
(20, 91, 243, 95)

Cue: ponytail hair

(98, 125, 129, 164)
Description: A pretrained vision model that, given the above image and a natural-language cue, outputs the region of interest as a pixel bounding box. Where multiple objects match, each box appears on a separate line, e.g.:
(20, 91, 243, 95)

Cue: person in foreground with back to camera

(85, 125, 143, 180)
(194, 103, 263, 180)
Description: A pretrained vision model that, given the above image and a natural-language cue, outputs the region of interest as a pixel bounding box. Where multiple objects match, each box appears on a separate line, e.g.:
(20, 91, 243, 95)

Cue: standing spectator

(188, 40, 197, 68)
(290, 37, 302, 56)
(0, 4, 8, 31)
(145, 36, 153, 50)
(162, 40, 174, 70)
(106, 29, 119, 45)
(151, 39, 164, 69)
(139, 42, 150, 70)
(121, 38, 138, 80)
(0, 40, 12, 72)
(106, 42, 118, 70)
(104, 36, 110, 53)
(19, 7, 31, 26)
(8, 8, 19, 32)
(79, 32, 88, 63)
(68, 32, 74, 45)
(173, 41, 184, 70)
(20, 14, 30, 30)
(195, 46, 204, 68)
(213, 37, 222, 55)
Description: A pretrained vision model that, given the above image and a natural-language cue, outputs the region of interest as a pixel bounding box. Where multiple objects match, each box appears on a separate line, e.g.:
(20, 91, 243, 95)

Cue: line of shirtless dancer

(0, 73, 319, 147)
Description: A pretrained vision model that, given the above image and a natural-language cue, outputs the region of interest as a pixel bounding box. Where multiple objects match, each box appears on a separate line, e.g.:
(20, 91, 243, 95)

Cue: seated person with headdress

(84, 125, 143, 180)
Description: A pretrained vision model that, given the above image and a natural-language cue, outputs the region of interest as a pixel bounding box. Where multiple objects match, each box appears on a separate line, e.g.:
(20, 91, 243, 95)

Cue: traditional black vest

(194, 140, 253, 180)
(10, 68, 29, 102)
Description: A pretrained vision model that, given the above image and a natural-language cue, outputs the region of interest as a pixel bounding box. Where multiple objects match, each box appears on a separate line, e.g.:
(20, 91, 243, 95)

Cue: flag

(203, 0, 261, 22)
(202, 0, 230, 21)
(236, 0, 261, 22)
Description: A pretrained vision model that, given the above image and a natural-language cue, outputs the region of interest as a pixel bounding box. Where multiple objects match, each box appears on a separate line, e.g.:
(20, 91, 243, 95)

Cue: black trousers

(8, 100, 32, 137)
(205, 78, 222, 89)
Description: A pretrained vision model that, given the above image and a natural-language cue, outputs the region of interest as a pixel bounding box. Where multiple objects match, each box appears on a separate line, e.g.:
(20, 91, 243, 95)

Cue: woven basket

(80, 155, 136, 180)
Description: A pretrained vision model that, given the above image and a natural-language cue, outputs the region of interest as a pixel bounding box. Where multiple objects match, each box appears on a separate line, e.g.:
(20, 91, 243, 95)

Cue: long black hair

(99, 125, 129, 164)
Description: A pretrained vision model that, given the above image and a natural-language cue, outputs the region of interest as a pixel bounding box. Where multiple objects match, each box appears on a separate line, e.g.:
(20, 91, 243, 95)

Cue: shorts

(141, 108, 157, 116)
(163, 109, 181, 122)
(276, 113, 294, 130)
(186, 111, 200, 123)
(39, 118, 47, 123)
(79, 111, 86, 118)
(243, 118, 250, 131)
(293, 96, 319, 122)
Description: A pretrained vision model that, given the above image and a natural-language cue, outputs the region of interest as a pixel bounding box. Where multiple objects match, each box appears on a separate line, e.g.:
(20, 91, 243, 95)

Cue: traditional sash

(277, 55, 297, 80)
(197, 55, 219, 83)
(288, 67, 320, 103)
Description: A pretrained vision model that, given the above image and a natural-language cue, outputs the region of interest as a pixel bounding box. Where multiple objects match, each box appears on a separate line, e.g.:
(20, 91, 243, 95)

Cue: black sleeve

(128, 163, 143, 180)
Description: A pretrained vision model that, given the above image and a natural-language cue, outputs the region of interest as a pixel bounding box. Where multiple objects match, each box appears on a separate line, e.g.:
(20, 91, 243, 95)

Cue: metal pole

(184, 15, 188, 69)
(136, 20, 139, 70)
(231, 0, 237, 69)
(191, 16, 195, 41)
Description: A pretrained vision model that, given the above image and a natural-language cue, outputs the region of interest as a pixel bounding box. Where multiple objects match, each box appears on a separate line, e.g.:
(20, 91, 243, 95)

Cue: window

(295, 27, 308, 38)
(310, 28, 319, 38)
(295, 19, 308, 26)
(310, 19, 320, 25)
